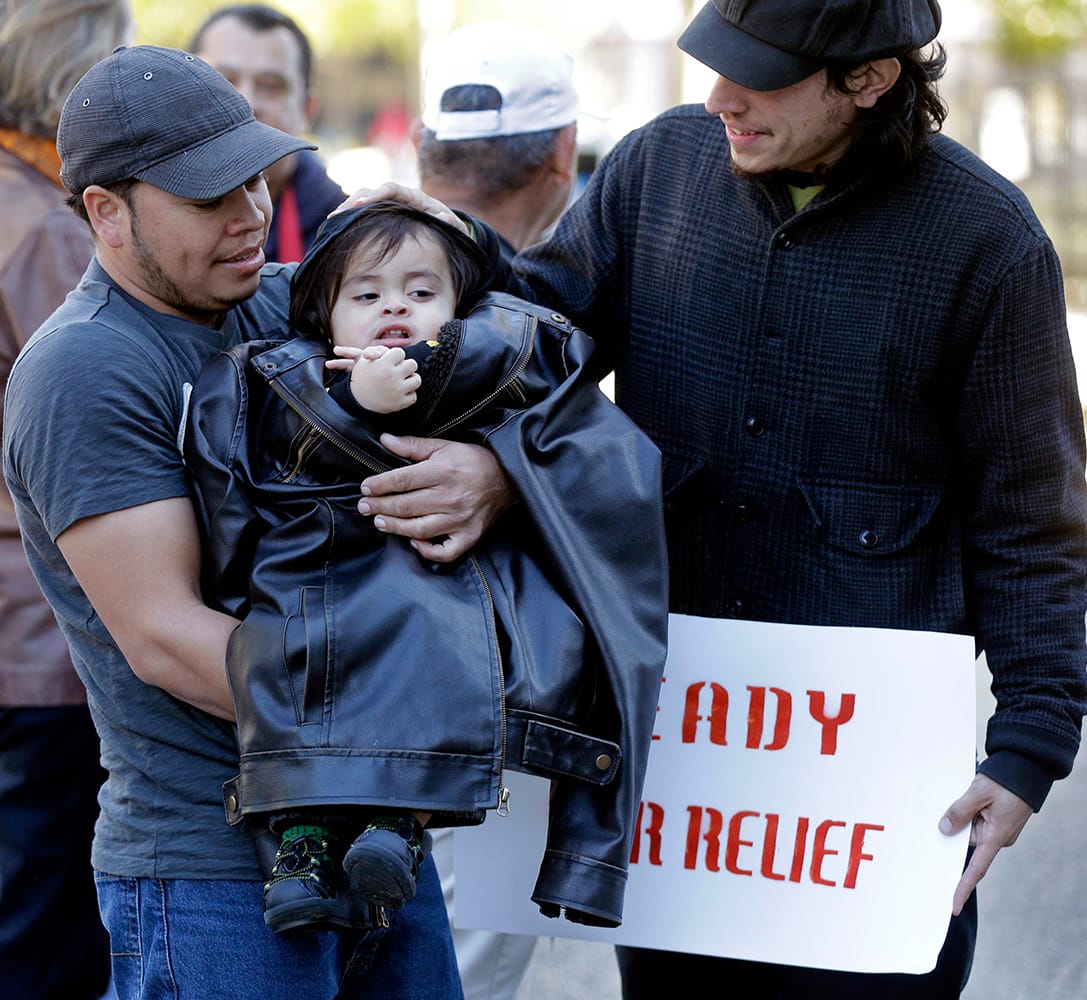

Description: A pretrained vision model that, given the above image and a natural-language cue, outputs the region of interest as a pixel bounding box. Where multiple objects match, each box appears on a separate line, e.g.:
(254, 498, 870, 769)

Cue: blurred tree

(129, 0, 417, 61)
(988, 0, 1087, 62)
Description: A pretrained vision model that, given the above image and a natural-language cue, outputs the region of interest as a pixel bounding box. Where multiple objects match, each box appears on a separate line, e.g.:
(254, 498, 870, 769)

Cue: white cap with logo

(421, 21, 578, 141)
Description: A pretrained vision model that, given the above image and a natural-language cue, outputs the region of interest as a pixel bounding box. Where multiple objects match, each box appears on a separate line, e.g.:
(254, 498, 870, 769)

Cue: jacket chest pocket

(798, 479, 942, 556)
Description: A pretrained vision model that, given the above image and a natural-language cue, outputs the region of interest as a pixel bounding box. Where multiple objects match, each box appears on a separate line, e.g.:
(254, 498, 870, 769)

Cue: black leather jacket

(184, 292, 668, 927)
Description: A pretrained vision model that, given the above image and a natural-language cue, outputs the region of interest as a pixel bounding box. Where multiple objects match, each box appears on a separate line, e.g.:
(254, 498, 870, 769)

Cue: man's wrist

(977, 750, 1053, 811)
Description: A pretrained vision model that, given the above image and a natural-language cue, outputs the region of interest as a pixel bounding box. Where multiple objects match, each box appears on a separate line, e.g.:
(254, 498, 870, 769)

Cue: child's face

(328, 232, 457, 351)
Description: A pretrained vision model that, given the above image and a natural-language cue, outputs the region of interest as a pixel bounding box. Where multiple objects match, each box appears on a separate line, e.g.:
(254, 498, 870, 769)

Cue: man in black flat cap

(2, 44, 501, 999)
(354, 0, 1087, 995)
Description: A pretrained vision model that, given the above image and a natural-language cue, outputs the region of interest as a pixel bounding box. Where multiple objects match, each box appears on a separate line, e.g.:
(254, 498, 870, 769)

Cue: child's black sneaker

(342, 815, 425, 907)
(263, 825, 339, 933)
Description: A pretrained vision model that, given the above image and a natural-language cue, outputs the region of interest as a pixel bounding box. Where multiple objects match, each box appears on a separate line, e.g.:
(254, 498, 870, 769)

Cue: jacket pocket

(661, 448, 706, 501)
(797, 479, 941, 556)
(281, 585, 329, 726)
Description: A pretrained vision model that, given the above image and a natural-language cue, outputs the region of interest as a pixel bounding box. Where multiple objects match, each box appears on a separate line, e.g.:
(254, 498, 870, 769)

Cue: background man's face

(194, 16, 311, 138)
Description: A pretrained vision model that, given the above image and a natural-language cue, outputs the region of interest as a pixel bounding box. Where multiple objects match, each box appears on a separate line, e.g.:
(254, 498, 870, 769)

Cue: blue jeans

(95, 855, 462, 1000)
(0, 705, 110, 1000)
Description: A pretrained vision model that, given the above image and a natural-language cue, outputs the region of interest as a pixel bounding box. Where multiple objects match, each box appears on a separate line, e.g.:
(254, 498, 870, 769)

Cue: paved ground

(514, 660, 1087, 998)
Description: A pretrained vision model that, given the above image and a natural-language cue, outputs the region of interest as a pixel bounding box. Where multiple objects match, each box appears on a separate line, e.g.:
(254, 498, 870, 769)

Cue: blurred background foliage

(130, 0, 418, 59)
(129, 0, 1087, 67)
(990, 0, 1087, 62)
(124, 0, 1087, 312)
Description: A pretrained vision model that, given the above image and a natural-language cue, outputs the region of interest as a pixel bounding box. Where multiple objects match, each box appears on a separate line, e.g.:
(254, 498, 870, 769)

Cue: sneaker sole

(264, 899, 341, 934)
(343, 843, 418, 906)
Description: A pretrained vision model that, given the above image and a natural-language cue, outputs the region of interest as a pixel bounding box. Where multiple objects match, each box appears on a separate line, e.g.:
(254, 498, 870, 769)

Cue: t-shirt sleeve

(5, 320, 191, 541)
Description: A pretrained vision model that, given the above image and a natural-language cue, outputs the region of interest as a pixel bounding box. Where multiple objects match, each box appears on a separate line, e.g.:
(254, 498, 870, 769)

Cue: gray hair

(0, 0, 132, 137)
(416, 83, 563, 198)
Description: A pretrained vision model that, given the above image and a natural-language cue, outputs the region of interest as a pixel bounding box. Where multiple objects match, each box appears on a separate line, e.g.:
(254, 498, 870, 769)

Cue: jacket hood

(289, 201, 495, 334)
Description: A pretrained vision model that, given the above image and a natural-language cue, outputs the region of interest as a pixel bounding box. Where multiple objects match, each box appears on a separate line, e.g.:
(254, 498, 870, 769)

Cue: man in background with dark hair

(189, 3, 344, 262)
(416, 21, 578, 262)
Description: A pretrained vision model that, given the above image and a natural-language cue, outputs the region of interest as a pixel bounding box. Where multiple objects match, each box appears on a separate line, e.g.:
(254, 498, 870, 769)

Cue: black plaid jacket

(509, 104, 1087, 811)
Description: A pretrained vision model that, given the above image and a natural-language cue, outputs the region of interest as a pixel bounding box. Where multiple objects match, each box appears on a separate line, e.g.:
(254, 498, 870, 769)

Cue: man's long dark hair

(826, 44, 948, 179)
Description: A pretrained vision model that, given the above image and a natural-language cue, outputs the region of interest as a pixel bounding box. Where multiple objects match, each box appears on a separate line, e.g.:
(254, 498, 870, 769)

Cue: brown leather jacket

(0, 141, 92, 705)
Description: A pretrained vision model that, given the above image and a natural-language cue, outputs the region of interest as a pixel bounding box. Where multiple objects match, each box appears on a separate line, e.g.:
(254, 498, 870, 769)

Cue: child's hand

(325, 344, 384, 371)
(329, 344, 421, 414)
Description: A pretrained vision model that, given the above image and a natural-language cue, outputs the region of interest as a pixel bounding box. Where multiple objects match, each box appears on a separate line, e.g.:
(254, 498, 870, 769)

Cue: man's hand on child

(331, 182, 468, 235)
(326, 345, 421, 414)
(358, 436, 516, 563)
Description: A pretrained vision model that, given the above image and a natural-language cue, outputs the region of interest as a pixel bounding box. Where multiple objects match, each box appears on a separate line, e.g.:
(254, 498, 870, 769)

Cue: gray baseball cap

(678, 0, 942, 92)
(58, 45, 315, 199)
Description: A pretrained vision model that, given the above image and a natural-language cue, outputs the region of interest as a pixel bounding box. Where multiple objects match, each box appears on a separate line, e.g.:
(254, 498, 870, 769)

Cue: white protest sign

(454, 614, 975, 975)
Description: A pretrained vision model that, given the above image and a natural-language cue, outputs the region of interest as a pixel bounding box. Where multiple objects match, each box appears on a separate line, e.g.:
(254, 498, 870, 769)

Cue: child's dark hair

(289, 201, 491, 343)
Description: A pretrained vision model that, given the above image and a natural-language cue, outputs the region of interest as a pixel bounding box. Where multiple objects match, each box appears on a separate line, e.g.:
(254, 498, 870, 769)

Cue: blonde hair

(0, 0, 132, 137)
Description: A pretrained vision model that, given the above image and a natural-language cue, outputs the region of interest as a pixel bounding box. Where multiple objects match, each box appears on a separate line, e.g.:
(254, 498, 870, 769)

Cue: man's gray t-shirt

(3, 258, 292, 878)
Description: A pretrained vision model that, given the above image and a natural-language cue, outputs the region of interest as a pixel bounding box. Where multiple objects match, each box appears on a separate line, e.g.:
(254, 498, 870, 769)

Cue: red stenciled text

(679, 683, 856, 755)
(630, 801, 884, 890)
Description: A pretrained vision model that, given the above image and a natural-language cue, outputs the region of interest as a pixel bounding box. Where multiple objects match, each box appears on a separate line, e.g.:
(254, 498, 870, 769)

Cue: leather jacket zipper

(283, 425, 327, 482)
(469, 554, 510, 816)
(276, 399, 391, 478)
(426, 321, 535, 439)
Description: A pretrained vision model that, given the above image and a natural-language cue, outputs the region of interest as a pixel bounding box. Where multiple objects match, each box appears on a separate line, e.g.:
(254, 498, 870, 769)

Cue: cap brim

(135, 118, 315, 200)
(677, 2, 824, 91)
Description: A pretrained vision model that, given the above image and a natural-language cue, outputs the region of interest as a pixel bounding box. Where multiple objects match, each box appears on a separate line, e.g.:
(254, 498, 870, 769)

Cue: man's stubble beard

(129, 211, 252, 322)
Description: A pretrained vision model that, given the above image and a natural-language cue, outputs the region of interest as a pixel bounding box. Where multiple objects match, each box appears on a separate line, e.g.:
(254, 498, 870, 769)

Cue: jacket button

(735, 503, 756, 523)
(744, 416, 767, 436)
(595, 754, 613, 771)
(727, 598, 745, 617)
(859, 530, 879, 548)
(775, 232, 794, 249)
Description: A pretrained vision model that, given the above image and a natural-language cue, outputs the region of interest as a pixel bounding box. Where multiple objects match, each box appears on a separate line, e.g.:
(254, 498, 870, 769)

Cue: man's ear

(547, 123, 578, 186)
(408, 114, 424, 155)
(303, 92, 319, 130)
(850, 57, 902, 109)
(83, 185, 130, 248)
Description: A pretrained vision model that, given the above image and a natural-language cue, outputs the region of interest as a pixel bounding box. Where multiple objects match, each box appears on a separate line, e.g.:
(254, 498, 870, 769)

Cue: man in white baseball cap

(416, 21, 579, 261)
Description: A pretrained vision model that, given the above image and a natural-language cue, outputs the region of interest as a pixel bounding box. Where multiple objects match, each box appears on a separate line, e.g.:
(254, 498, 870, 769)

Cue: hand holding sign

(455, 616, 976, 975)
(939, 772, 1033, 915)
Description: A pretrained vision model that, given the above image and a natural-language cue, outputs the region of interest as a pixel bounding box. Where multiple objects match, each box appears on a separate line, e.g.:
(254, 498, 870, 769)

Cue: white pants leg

(432, 828, 538, 1000)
